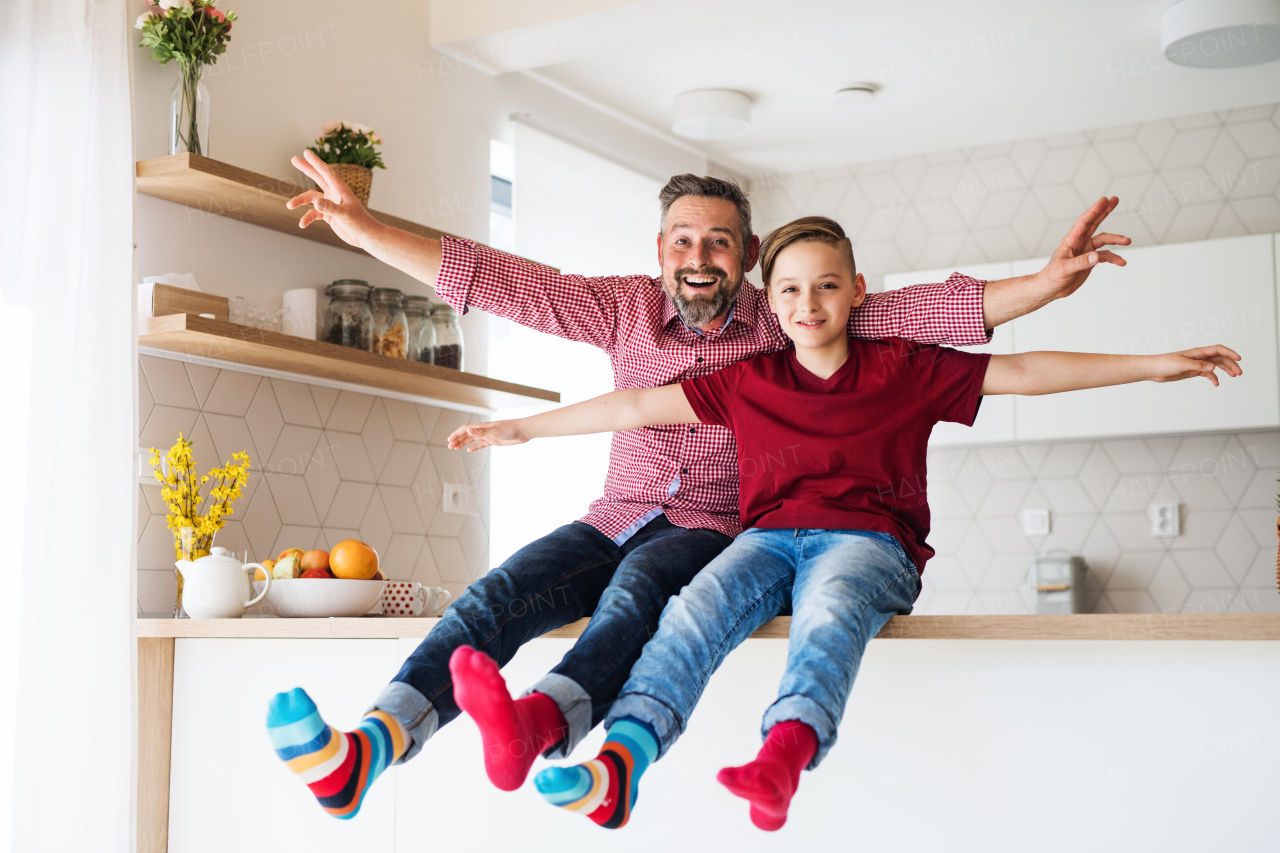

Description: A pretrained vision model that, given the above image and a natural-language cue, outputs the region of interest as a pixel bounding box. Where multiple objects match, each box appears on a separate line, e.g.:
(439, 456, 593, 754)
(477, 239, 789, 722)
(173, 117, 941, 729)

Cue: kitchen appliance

(1031, 554, 1087, 614)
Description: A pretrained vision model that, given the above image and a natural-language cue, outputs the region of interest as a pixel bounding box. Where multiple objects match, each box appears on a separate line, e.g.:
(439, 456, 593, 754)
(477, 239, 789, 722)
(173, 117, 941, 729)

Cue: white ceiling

(479, 0, 1280, 174)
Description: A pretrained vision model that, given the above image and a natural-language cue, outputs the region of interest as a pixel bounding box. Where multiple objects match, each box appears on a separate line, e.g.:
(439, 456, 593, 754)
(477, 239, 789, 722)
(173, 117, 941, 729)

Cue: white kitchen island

(138, 615, 1280, 853)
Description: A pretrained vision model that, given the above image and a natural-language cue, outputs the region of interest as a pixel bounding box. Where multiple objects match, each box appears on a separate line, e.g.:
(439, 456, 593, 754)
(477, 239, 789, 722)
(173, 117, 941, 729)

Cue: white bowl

(251, 578, 386, 618)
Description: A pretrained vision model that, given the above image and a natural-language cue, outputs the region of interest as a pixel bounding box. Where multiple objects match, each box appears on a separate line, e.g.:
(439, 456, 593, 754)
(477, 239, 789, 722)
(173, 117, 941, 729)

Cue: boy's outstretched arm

(982, 346, 1243, 396)
(449, 384, 700, 451)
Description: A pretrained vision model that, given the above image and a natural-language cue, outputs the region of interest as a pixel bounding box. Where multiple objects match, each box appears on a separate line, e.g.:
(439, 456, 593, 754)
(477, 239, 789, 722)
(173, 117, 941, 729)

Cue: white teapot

(176, 547, 271, 619)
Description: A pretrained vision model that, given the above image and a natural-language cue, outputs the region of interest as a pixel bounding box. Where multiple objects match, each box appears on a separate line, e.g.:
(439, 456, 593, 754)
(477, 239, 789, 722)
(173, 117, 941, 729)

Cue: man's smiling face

(657, 195, 760, 331)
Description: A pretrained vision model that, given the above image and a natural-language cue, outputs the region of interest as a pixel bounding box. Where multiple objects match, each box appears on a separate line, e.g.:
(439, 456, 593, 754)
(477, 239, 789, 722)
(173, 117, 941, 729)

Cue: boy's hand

(448, 420, 530, 452)
(286, 150, 384, 250)
(1150, 346, 1243, 386)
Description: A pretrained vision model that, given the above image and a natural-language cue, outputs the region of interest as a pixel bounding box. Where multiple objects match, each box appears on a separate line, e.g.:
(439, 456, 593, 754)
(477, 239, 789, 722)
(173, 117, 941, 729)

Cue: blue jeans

(368, 515, 732, 762)
(606, 528, 921, 768)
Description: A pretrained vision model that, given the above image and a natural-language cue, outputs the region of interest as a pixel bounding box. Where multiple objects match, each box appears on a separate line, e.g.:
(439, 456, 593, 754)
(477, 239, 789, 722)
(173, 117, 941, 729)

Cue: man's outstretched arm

(288, 150, 443, 284)
(980, 196, 1131, 329)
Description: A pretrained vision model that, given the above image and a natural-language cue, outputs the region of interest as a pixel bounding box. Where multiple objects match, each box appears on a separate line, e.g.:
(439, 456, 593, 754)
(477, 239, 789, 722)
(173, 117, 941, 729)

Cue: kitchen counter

(136, 613, 1280, 641)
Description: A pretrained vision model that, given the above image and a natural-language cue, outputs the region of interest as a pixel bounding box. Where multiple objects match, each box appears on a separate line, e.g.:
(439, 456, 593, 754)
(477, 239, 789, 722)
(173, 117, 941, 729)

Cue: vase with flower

(148, 434, 251, 617)
(137, 0, 238, 157)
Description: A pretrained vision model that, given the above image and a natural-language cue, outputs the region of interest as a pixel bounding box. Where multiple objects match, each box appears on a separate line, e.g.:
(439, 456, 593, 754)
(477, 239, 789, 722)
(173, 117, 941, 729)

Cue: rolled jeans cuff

(367, 681, 438, 764)
(524, 673, 591, 759)
(604, 692, 682, 760)
(762, 694, 839, 770)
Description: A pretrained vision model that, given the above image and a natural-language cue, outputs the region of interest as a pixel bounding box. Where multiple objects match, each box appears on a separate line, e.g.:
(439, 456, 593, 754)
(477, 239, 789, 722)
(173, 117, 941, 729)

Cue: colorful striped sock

(266, 687, 408, 820)
(533, 717, 659, 829)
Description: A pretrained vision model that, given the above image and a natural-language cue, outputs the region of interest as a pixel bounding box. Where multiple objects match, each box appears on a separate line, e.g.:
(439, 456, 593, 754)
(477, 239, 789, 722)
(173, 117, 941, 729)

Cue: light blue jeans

(606, 528, 921, 768)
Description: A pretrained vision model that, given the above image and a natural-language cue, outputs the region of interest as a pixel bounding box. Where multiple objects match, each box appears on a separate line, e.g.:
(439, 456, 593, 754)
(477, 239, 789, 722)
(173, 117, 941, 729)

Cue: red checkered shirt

(436, 236, 991, 542)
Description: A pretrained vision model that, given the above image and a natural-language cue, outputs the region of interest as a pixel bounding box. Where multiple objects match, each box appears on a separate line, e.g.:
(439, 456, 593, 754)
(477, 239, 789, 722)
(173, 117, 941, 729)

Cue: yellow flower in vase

(149, 435, 251, 614)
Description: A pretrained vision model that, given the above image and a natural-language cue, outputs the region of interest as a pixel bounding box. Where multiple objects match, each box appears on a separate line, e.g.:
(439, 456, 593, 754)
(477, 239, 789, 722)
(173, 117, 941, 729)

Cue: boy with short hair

(448, 215, 1240, 830)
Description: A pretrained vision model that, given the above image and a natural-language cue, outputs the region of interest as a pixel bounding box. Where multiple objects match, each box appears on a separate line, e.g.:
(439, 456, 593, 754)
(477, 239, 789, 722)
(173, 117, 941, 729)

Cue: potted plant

(306, 121, 386, 206)
(137, 0, 238, 157)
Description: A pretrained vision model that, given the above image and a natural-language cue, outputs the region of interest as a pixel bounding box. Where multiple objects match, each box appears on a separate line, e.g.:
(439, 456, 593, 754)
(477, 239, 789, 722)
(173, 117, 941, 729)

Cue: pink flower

(205, 6, 226, 22)
(370, 133, 382, 144)
(321, 120, 343, 135)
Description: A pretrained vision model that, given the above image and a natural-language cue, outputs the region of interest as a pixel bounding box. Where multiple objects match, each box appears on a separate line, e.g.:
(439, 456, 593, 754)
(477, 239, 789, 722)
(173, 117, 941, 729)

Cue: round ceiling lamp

(1161, 0, 1280, 68)
(671, 89, 751, 140)
(832, 83, 879, 104)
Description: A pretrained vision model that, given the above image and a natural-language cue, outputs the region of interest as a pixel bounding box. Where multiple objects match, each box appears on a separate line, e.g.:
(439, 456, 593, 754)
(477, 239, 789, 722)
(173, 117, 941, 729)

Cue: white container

(175, 547, 272, 619)
(281, 288, 319, 339)
(250, 578, 386, 617)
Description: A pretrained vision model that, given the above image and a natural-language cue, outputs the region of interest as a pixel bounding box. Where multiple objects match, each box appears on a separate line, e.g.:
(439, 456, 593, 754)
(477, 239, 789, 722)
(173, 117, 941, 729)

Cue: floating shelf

(140, 313, 559, 409)
(135, 153, 553, 266)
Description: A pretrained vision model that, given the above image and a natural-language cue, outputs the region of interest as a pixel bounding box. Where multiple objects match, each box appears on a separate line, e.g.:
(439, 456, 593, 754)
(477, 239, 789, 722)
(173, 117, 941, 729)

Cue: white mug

(381, 582, 452, 617)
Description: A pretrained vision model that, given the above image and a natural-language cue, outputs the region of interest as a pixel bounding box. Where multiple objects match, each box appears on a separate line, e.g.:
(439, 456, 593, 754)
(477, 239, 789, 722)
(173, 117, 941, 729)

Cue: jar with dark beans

(431, 304, 464, 371)
(323, 280, 373, 352)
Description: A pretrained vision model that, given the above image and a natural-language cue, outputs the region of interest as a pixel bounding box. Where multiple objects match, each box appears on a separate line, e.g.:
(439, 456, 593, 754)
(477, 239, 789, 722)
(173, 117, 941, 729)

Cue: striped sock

(533, 717, 659, 829)
(266, 687, 408, 820)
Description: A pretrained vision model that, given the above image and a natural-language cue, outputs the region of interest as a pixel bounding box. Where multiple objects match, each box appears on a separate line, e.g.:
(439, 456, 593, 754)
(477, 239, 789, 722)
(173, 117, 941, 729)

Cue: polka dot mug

(380, 582, 452, 617)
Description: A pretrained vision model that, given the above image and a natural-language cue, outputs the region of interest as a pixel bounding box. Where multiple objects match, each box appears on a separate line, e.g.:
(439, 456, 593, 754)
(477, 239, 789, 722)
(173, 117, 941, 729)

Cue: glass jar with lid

(371, 287, 408, 358)
(431, 304, 464, 370)
(323, 280, 373, 351)
(402, 295, 437, 364)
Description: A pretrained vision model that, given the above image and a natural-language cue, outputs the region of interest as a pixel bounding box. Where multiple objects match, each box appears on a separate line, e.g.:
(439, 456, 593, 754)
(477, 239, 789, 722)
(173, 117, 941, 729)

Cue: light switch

(1021, 508, 1051, 536)
(1150, 502, 1180, 537)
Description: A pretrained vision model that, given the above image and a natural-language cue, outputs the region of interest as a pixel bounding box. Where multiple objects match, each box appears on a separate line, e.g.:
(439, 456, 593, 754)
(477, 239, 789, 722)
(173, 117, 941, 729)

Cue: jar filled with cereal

(371, 287, 408, 359)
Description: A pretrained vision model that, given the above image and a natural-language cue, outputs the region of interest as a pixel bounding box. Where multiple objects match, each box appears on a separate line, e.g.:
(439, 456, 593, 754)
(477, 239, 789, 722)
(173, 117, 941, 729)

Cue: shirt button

(681, 467, 688, 474)
(696, 356, 704, 363)
(689, 427, 696, 434)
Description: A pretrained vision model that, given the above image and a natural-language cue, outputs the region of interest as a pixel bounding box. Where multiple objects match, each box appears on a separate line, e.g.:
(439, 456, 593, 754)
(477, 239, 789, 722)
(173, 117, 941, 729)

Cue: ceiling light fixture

(1161, 0, 1280, 68)
(671, 89, 751, 140)
(833, 83, 879, 104)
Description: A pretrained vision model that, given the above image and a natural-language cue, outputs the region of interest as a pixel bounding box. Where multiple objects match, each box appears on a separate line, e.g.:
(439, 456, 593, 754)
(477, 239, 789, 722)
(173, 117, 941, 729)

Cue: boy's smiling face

(766, 240, 866, 350)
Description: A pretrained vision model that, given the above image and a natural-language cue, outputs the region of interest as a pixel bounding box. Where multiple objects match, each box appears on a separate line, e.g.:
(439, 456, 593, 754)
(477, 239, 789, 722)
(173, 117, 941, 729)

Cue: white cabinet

(884, 262, 1015, 446)
(1009, 233, 1278, 441)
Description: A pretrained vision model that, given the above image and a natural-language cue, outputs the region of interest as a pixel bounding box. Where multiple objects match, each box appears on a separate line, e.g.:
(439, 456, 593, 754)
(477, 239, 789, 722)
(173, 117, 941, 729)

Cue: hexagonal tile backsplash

(752, 102, 1280, 292)
(917, 434, 1280, 616)
(137, 354, 488, 613)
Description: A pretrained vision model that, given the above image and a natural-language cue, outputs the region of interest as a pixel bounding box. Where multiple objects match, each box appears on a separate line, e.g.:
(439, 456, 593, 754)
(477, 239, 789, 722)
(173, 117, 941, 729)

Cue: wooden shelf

(140, 313, 559, 409)
(136, 153, 454, 256)
(135, 613, 1280, 641)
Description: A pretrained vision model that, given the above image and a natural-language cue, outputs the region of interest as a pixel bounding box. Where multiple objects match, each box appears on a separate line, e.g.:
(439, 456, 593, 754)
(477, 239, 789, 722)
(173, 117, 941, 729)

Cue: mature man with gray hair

(270, 149, 1129, 817)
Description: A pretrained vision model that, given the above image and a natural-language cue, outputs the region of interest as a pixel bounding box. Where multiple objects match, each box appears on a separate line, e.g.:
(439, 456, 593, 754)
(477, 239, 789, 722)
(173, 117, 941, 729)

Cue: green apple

(273, 555, 301, 579)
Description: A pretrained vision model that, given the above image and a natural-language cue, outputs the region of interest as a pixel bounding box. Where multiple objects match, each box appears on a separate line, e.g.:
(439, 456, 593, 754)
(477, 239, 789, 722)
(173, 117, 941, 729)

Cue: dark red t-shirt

(681, 338, 990, 575)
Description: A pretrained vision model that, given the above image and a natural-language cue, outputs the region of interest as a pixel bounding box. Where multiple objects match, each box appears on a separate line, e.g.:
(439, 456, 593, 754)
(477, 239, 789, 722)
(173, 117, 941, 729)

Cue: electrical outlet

(442, 482, 480, 515)
(1021, 508, 1051, 536)
(1150, 502, 1180, 537)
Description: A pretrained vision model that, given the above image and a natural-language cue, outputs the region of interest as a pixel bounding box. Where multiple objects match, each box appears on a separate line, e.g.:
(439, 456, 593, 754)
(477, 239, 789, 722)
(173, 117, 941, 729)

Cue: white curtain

(0, 1, 136, 851)
(488, 123, 663, 565)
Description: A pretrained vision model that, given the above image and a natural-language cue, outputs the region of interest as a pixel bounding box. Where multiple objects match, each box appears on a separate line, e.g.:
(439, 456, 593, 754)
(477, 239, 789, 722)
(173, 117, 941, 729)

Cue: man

(265, 150, 1129, 819)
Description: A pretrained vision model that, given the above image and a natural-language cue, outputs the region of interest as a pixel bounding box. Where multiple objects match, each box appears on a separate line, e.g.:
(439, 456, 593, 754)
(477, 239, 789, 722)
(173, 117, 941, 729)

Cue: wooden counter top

(137, 613, 1280, 641)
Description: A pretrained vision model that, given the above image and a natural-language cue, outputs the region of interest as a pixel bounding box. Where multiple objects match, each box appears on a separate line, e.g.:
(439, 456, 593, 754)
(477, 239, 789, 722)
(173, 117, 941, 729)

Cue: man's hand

(448, 420, 530, 452)
(1149, 346, 1243, 386)
(286, 150, 385, 251)
(981, 196, 1132, 328)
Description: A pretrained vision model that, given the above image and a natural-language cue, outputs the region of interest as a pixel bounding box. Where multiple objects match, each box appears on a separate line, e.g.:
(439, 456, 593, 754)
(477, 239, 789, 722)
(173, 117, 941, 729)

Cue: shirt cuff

(435, 235, 480, 316)
(948, 273, 993, 347)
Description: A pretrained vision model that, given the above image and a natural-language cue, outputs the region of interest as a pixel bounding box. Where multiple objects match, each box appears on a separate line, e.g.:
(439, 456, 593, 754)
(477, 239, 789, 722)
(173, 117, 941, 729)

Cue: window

(487, 125, 662, 566)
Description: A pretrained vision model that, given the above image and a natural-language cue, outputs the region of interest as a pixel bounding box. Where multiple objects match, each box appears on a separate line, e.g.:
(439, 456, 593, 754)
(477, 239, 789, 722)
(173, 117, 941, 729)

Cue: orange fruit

(277, 548, 305, 562)
(330, 539, 379, 580)
(301, 549, 330, 572)
(254, 559, 277, 582)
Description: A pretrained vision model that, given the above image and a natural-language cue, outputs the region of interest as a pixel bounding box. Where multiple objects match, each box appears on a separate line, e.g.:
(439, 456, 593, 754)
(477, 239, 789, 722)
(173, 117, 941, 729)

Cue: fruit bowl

(250, 578, 387, 618)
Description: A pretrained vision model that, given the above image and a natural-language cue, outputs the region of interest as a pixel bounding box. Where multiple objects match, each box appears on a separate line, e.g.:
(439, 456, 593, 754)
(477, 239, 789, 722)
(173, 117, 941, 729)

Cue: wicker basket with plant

(306, 121, 385, 206)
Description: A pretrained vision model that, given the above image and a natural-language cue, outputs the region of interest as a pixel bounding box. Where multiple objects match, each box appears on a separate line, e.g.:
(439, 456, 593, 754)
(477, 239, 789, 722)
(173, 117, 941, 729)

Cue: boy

(447, 216, 1240, 830)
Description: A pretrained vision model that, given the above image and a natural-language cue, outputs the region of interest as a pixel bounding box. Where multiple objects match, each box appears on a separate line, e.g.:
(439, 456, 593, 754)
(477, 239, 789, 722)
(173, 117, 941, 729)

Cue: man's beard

(666, 266, 741, 328)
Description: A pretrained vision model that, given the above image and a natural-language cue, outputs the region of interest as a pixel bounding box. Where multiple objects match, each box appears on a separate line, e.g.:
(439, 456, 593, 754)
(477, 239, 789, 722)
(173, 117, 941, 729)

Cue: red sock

(716, 720, 818, 831)
(449, 646, 569, 791)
